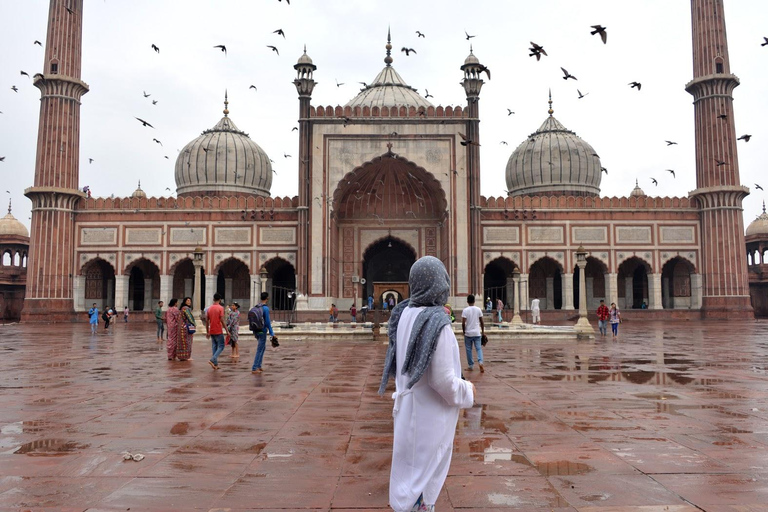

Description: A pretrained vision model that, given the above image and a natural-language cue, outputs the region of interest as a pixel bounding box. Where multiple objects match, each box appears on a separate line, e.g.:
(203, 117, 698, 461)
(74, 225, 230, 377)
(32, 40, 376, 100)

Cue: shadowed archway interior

(362, 237, 416, 298)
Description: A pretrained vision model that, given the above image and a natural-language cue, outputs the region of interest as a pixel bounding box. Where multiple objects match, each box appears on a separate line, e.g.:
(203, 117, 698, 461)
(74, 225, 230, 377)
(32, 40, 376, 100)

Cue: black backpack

(248, 304, 265, 332)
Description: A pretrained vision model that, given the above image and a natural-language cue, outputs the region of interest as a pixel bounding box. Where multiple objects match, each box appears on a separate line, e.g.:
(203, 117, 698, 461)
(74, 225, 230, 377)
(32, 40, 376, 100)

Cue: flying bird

(152, 100, 158, 105)
(65, 5, 74, 14)
(134, 117, 154, 128)
(651, 178, 658, 186)
(214, 44, 227, 55)
(267, 45, 279, 55)
(401, 47, 416, 56)
(424, 89, 433, 98)
(458, 132, 479, 147)
(34, 40, 42, 46)
(249, 85, 257, 91)
(416, 31, 425, 38)
(151, 44, 159, 53)
(278, 0, 290, 3)
(10, 86, 18, 92)
(0, 157, 5, 162)
(762, 37, 768, 46)
(477, 65, 491, 79)
(715, 159, 727, 167)
(88, 158, 94, 164)
(143, 91, 151, 97)
(284, 153, 292, 158)
(291, 127, 298, 131)
(718, 113, 727, 120)
(507, 108, 515, 115)
(629, 82, 642, 90)
(560, 67, 577, 80)
(755, 183, 763, 191)
(738, 134, 752, 142)
(358, 82, 368, 87)
(20, 70, 29, 78)
(499, 141, 508, 145)
(590, 25, 608, 44)
(153, 138, 163, 146)
(666, 169, 676, 177)
(577, 89, 588, 99)
(529, 42, 547, 60)
(465, 31, 476, 40)
(335, 79, 344, 87)
(601, 167, 608, 174)
(665, 140, 678, 146)
(273, 29, 285, 38)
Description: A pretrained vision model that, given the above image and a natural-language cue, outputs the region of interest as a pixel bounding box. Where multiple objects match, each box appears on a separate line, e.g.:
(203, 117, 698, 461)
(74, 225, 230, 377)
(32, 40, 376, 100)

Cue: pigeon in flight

(152, 100, 158, 105)
(737, 134, 752, 142)
(335, 79, 344, 87)
(629, 82, 642, 90)
(416, 31, 425, 38)
(273, 29, 285, 38)
(577, 89, 588, 99)
(590, 25, 607, 44)
(458, 132, 480, 147)
(151, 44, 159, 53)
(465, 31, 476, 40)
(143, 91, 151, 97)
(529, 42, 547, 60)
(560, 67, 577, 80)
(755, 183, 764, 191)
(267, 45, 279, 55)
(424, 89, 433, 98)
(762, 37, 768, 46)
(153, 138, 163, 146)
(507, 108, 515, 115)
(666, 169, 676, 177)
(214, 45, 227, 56)
(665, 140, 678, 146)
(20, 71, 29, 78)
(715, 159, 727, 167)
(34, 40, 42, 46)
(401, 47, 416, 56)
(249, 85, 257, 91)
(134, 117, 154, 128)
(651, 178, 658, 186)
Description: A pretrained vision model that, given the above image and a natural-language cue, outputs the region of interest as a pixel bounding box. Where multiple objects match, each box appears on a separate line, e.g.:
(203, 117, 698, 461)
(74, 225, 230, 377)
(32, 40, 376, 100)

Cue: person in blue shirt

(368, 294, 374, 311)
(88, 303, 99, 334)
(251, 291, 275, 374)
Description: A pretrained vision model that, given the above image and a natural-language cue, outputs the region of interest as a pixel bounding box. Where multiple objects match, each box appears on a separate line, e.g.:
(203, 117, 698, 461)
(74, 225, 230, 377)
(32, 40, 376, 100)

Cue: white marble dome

(506, 106, 602, 197)
(0, 204, 29, 238)
(746, 205, 768, 237)
(175, 103, 272, 198)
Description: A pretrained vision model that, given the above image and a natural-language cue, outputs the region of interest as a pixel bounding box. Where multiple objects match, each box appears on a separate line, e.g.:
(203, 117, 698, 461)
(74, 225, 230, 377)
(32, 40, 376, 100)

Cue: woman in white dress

(379, 256, 476, 512)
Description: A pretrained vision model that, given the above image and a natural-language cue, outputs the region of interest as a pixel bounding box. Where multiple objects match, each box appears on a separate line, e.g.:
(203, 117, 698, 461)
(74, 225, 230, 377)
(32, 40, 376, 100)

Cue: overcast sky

(1, 1, 766, 232)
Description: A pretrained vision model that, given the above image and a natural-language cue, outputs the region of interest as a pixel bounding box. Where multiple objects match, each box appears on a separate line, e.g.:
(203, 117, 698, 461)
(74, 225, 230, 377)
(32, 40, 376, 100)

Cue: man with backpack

(249, 291, 275, 374)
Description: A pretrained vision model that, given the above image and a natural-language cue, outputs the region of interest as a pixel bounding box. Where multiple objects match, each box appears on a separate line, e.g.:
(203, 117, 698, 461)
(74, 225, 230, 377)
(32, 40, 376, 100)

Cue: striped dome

(175, 113, 272, 197)
(506, 114, 602, 197)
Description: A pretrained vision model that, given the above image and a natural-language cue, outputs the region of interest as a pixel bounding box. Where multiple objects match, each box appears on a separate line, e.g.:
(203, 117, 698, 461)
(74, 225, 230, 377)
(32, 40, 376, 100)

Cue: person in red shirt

(206, 293, 226, 370)
(596, 299, 610, 337)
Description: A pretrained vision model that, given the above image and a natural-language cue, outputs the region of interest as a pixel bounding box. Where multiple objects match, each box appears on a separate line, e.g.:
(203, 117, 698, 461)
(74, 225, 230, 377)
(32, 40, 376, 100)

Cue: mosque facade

(17, 0, 763, 323)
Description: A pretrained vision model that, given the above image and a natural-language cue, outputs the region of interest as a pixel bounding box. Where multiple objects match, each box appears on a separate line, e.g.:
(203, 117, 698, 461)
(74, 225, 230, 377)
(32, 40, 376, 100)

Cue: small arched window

(14, 252, 21, 266)
(50, 59, 59, 74)
(22, 254, 28, 267)
(1, 252, 11, 266)
(715, 57, 724, 74)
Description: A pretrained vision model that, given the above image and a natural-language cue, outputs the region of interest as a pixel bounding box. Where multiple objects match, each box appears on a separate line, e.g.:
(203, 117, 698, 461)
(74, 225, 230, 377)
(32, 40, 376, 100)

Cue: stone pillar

(574, 253, 594, 336)
(649, 273, 662, 310)
(250, 274, 260, 308)
(114, 275, 129, 310)
(511, 273, 523, 325)
(662, 277, 671, 309)
(73, 275, 85, 311)
(690, 273, 703, 310)
(606, 273, 618, 307)
(520, 273, 529, 312)
(159, 274, 172, 305)
(205, 275, 216, 306)
(585, 277, 594, 310)
(505, 277, 515, 310)
(144, 278, 153, 311)
(563, 273, 574, 310)
(545, 277, 554, 310)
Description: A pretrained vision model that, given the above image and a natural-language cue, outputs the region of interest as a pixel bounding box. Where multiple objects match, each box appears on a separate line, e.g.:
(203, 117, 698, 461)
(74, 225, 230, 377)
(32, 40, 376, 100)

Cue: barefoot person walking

(379, 256, 475, 512)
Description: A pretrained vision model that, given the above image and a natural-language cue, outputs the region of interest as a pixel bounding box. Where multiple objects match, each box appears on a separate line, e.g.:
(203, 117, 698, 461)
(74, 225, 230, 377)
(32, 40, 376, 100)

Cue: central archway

(362, 237, 416, 302)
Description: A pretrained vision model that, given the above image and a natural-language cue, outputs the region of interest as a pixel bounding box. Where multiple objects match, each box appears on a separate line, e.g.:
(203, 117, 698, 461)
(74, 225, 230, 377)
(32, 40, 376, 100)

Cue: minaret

(22, 0, 89, 322)
(461, 46, 485, 296)
(685, 0, 752, 318)
(294, 46, 317, 299)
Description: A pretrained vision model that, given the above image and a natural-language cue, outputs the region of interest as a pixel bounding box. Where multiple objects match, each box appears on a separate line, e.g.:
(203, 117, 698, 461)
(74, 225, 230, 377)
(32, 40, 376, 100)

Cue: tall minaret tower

(22, 0, 89, 322)
(685, 0, 752, 318)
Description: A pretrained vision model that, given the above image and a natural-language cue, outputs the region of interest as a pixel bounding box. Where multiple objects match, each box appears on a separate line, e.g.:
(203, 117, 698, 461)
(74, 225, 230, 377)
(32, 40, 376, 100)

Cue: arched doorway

(484, 257, 517, 310)
(216, 258, 251, 310)
(172, 259, 204, 305)
(265, 258, 296, 312)
(573, 257, 608, 310)
(661, 257, 695, 309)
(529, 257, 563, 310)
(82, 258, 116, 310)
(127, 258, 160, 311)
(617, 257, 650, 309)
(362, 237, 417, 303)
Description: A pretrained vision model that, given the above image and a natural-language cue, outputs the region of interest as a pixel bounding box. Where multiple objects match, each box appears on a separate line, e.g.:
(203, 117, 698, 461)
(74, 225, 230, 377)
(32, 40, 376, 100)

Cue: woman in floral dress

(177, 296, 195, 361)
(226, 302, 241, 359)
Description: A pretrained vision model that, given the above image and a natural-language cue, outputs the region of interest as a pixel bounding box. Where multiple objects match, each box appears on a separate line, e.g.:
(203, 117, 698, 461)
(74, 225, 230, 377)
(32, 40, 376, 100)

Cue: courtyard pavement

(1, 319, 768, 511)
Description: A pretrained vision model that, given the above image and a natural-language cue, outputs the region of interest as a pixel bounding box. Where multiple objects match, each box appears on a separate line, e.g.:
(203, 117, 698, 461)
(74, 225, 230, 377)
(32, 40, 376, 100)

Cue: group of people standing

(596, 299, 622, 337)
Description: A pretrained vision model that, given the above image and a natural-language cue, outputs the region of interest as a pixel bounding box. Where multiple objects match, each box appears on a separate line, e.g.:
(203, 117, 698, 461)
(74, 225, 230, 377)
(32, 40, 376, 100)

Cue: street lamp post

(259, 266, 268, 299)
(192, 246, 205, 328)
(511, 266, 523, 325)
(574, 246, 595, 337)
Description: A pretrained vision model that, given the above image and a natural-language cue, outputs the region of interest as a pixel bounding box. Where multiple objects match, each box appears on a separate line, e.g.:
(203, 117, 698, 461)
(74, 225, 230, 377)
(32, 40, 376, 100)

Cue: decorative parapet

(76, 195, 299, 211)
(309, 104, 467, 119)
(480, 195, 695, 210)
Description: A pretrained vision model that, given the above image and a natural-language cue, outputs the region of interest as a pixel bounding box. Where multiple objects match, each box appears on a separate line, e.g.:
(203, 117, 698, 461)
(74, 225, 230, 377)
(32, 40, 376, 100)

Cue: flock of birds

(2, 3, 766, 202)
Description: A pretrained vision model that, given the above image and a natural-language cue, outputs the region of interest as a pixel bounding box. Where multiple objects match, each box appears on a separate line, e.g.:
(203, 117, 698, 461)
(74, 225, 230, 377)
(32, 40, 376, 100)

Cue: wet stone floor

(1, 320, 768, 511)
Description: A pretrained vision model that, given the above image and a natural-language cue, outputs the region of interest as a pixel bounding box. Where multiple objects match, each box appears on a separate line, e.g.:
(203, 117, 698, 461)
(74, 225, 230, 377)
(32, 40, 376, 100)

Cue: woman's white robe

(389, 306, 475, 511)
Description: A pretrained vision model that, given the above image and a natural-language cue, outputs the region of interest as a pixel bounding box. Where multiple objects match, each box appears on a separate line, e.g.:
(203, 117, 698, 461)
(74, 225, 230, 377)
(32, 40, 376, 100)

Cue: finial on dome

(764, 200, 766, 214)
(548, 89, 554, 116)
(223, 90, 229, 117)
(384, 27, 393, 66)
(7, 198, 11, 215)
(137, 180, 142, 190)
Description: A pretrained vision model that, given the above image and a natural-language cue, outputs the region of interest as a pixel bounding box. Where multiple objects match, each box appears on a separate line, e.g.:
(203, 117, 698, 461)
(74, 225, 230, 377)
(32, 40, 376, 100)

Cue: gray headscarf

(378, 256, 451, 394)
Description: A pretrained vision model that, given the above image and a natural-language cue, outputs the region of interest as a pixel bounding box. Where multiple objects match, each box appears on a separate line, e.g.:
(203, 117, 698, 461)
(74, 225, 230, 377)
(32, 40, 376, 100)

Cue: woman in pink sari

(166, 298, 180, 360)
(177, 297, 195, 361)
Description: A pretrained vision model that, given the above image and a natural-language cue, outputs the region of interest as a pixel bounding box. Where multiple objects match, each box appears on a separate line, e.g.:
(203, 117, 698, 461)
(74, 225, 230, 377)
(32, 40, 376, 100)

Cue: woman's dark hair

(182, 296, 192, 307)
(168, 298, 178, 307)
